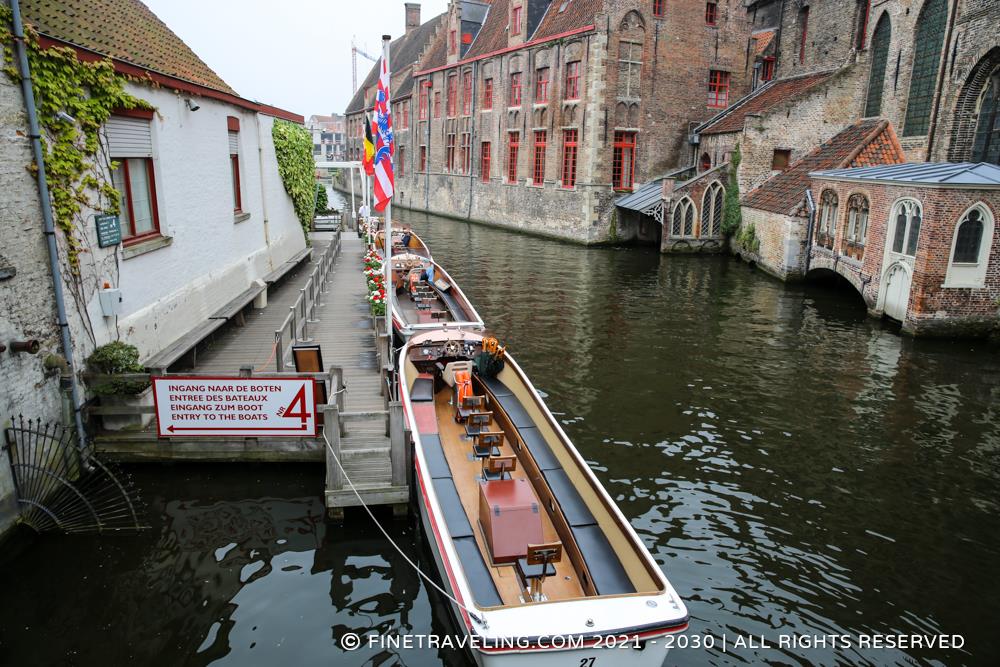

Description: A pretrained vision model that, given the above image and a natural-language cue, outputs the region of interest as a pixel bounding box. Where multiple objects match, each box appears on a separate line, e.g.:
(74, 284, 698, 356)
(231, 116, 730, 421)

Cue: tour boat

(374, 227, 432, 260)
(400, 328, 689, 666)
(388, 253, 485, 339)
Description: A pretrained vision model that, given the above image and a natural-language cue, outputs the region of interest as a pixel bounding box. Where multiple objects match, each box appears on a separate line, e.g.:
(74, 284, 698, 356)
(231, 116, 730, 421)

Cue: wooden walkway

(93, 233, 409, 518)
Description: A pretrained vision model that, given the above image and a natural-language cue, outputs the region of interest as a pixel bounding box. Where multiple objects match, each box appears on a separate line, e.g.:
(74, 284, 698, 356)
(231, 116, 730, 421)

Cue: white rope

(321, 430, 489, 628)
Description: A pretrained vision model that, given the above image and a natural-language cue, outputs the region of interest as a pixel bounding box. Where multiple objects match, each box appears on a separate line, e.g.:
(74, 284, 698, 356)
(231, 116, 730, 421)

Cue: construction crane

(352, 38, 378, 93)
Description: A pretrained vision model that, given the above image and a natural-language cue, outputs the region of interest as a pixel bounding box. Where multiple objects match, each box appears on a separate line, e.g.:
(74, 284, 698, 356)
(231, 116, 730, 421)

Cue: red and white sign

(153, 376, 317, 438)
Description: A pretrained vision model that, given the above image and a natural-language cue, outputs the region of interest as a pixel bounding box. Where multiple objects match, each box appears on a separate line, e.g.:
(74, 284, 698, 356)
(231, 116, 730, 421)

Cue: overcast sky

(144, 0, 449, 117)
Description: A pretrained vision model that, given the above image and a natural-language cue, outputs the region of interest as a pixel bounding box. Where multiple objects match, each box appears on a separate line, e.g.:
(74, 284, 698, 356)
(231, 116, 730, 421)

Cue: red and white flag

(372, 57, 394, 212)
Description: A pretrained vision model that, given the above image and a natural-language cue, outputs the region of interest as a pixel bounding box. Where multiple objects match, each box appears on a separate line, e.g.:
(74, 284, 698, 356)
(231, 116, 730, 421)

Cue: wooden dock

(89, 230, 409, 519)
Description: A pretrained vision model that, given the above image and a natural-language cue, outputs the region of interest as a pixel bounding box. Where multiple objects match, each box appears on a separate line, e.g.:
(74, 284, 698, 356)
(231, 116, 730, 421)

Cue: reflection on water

(2, 207, 999, 666)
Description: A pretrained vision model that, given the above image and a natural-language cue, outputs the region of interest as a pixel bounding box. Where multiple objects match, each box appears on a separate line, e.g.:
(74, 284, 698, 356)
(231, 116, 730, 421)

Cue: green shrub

(86, 341, 149, 396)
(315, 183, 328, 214)
(737, 222, 760, 255)
(272, 119, 315, 241)
(721, 143, 743, 238)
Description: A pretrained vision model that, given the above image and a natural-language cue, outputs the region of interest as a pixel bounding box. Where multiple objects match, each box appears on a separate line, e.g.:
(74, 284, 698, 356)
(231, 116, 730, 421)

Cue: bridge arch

(806, 253, 871, 307)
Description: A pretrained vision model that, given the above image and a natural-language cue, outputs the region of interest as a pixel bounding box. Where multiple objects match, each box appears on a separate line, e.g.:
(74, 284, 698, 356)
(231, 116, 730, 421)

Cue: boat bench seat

(479, 375, 636, 596)
(421, 434, 451, 479)
(411, 375, 435, 402)
(453, 537, 503, 607)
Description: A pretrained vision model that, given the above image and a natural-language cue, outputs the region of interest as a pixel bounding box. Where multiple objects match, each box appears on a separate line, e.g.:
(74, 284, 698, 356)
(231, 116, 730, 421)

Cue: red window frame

(446, 133, 456, 172)
(532, 130, 547, 184)
(612, 131, 636, 191)
(434, 91, 441, 118)
(460, 132, 471, 174)
(700, 152, 712, 172)
(463, 71, 473, 115)
(653, 0, 664, 17)
(512, 6, 522, 35)
(857, 0, 872, 49)
(507, 132, 519, 183)
(510, 72, 522, 107)
(799, 7, 809, 64)
(419, 82, 430, 120)
(398, 146, 405, 176)
(564, 61, 581, 100)
(447, 74, 458, 117)
(481, 142, 491, 182)
(708, 70, 730, 108)
(116, 157, 161, 243)
(561, 129, 578, 188)
(535, 67, 550, 103)
(761, 57, 775, 82)
(419, 145, 427, 172)
(705, 2, 718, 26)
(400, 100, 409, 129)
(483, 78, 493, 110)
(231, 154, 242, 213)
(449, 30, 457, 55)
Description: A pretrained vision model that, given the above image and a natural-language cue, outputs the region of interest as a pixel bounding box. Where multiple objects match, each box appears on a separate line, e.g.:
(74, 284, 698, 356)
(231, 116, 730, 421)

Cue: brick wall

(740, 206, 808, 280)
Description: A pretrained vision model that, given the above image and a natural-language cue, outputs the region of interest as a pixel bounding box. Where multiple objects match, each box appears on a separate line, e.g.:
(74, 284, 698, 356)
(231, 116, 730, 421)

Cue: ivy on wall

(272, 119, 315, 241)
(721, 143, 743, 238)
(1, 5, 151, 271)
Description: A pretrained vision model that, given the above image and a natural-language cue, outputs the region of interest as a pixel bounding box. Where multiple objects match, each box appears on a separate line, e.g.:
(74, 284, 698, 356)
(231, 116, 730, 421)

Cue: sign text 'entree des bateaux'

(152, 377, 317, 437)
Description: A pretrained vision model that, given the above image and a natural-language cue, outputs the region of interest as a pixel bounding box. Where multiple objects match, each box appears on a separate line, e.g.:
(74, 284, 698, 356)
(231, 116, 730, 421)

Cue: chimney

(405, 3, 421, 34)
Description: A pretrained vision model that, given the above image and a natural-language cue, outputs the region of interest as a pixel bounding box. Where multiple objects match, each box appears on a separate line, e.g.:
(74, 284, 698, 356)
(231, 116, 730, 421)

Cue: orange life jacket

(454, 370, 472, 406)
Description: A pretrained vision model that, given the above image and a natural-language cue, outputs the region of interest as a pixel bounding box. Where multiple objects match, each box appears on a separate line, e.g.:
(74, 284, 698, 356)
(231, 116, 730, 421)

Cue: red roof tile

(699, 71, 835, 135)
(742, 120, 905, 215)
(464, 0, 509, 59)
(751, 30, 775, 57)
(533, 0, 600, 41)
(21, 0, 237, 95)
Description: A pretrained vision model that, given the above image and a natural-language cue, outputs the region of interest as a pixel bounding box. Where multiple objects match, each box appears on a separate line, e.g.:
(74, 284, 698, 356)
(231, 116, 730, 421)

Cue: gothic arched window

(904, 0, 948, 137)
(865, 13, 891, 117)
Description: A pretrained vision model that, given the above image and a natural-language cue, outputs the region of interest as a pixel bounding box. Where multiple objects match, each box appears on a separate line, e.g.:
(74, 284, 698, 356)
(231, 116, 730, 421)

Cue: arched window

(864, 13, 891, 117)
(817, 189, 838, 248)
(846, 195, 869, 244)
(700, 152, 712, 172)
(702, 182, 725, 237)
(946, 204, 995, 288)
(671, 197, 696, 237)
(904, 0, 948, 137)
(890, 199, 922, 257)
(973, 68, 1000, 165)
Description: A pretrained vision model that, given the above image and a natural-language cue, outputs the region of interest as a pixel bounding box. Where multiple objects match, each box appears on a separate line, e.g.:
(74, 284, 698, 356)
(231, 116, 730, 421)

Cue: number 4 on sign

(277, 385, 310, 424)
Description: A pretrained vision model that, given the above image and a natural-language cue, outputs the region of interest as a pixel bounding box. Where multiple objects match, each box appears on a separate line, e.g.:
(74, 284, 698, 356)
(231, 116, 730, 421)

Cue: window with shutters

(532, 130, 547, 184)
(708, 70, 730, 108)
(507, 132, 520, 183)
(671, 198, 696, 238)
(705, 2, 718, 26)
(653, 0, 664, 17)
(972, 69, 1000, 165)
(946, 204, 994, 287)
(612, 131, 636, 191)
(510, 72, 522, 107)
(419, 145, 427, 172)
(446, 133, 456, 172)
(463, 71, 473, 115)
(512, 6, 522, 35)
(535, 67, 549, 103)
(889, 199, 922, 257)
(761, 56, 775, 82)
(865, 13, 891, 117)
(419, 82, 430, 120)
(483, 78, 493, 110)
(106, 113, 160, 242)
(844, 194, 870, 260)
(447, 73, 458, 117)
(228, 125, 242, 214)
(561, 129, 578, 188)
(481, 142, 491, 182)
(702, 182, 724, 237)
(460, 132, 471, 174)
(617, 41, 642, 100)
(817, 189, 838, 249)
(904, 0, 947, 137)
(565, 61, 581, 100)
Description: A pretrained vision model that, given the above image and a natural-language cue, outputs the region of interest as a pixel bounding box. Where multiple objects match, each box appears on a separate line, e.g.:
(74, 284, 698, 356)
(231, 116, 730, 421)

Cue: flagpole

(381, 34, 392, 364)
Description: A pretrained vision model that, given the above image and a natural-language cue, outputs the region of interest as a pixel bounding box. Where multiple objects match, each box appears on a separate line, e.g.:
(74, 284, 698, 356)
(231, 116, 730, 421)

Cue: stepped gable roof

(20, 0, 236, 95)
(346, 13, 445, 113)
(812, 162, 1000, 187)
(532, 0, 600, 41)
(743, 119, 906, 215)
(464, 0, 509, 59)
(698, 71, 835, 135)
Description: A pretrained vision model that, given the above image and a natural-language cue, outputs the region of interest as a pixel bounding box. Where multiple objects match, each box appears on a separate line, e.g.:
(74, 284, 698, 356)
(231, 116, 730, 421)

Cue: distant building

(308, 113, 346, 163)
(346, 0, 751, 244)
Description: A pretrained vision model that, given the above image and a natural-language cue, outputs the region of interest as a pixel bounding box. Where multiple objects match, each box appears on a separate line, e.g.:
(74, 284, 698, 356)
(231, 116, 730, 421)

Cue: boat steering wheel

(443, 339, 462, 357)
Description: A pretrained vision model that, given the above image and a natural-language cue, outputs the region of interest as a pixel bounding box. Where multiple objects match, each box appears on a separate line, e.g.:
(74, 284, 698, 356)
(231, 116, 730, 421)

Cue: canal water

(2, 192, 998, 666)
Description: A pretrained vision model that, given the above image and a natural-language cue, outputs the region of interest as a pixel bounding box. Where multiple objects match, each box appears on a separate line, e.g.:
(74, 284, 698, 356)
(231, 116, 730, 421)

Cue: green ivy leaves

(272, 119, 315, 242)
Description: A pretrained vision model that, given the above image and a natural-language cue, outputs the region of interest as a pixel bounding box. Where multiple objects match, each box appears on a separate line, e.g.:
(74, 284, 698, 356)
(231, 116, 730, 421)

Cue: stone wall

(740, 206, 809, 281)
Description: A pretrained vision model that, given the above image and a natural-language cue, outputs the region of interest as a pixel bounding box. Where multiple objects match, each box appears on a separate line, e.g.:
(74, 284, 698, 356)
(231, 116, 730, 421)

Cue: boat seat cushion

(489, 391, 534, 429)
(480, 375, 514, 397)
(572, 524, 635, 595)
(518, 427, 560, 471)
(453, 537, 502, 607)
(411, 375, 435, 402)
(412, 403, 438, 435)
(432, 478, 474, 538)
(421, 435, 451, 479)
(542, 469, 596, 527)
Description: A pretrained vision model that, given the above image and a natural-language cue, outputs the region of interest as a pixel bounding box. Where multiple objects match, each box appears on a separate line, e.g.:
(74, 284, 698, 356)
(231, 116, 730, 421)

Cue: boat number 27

(578, 659, 595, 667)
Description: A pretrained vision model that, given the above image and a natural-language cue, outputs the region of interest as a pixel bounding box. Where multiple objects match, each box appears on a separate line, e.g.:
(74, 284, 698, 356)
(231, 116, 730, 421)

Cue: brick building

(308, 113, 346, 163)
(807, 162, 1000, 337)
(347, 0, 752, 243)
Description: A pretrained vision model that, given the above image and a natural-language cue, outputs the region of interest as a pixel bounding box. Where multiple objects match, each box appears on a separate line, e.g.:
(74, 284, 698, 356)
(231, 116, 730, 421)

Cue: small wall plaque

(95, 214, 121, 248)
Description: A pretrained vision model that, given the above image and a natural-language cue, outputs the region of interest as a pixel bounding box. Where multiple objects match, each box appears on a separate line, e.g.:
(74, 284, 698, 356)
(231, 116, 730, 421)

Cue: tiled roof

(751, 30, 775, 57)
(533, 0, 600, 41)
(346, 13, 444, 113)
(743, 119, 905, 215)
(419, 22, 449, 70)
(464, 0, 509, 59)
(698, 71, 835, 135)
(20, 0, 236, 95)
(811, 162, 1000, 187)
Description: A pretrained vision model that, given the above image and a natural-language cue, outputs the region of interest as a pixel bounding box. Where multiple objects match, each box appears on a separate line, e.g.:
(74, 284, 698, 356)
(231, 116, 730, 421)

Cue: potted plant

(86, 341, 153, 431)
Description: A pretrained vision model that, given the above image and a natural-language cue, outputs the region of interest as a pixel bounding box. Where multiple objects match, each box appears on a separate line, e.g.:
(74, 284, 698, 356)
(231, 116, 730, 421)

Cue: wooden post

(389, 400, 405, 488)
(321, 403, 342, 492)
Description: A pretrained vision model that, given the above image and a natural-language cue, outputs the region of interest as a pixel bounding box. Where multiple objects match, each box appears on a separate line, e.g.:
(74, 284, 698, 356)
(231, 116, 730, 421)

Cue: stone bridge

(806, 246, 875, 308)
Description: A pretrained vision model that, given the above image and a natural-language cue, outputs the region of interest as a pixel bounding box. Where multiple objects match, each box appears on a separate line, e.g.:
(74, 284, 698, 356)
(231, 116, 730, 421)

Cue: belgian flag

(362, 112, 376, 175)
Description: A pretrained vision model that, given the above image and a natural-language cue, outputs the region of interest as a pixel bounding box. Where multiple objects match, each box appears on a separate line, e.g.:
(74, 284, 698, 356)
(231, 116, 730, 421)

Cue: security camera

(185, 98, 201, 111)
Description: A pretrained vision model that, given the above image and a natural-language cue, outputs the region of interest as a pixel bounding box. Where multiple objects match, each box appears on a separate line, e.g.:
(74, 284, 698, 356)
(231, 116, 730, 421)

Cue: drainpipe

(254, 113, 272, 253)
(925, 0, 958, 161)
(467, 60, 477, 220)
(803, 188, 816, 275)
(10, 0, 88, 454)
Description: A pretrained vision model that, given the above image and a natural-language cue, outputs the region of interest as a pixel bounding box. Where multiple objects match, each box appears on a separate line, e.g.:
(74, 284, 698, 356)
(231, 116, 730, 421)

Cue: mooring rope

(321, 430, 489, 628)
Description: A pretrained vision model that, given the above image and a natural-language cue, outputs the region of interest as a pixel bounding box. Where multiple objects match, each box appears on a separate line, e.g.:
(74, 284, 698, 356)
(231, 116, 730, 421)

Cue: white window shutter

(228, 131, 239, 155)
(105, 116, 152, 157)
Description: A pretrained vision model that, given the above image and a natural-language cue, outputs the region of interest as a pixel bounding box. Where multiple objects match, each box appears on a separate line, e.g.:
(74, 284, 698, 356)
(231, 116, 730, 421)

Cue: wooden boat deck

(433, 388, 585, 605)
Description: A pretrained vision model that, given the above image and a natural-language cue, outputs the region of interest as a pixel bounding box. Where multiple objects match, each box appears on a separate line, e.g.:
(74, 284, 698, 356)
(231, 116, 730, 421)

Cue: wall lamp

(185, 98, 201, 112)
